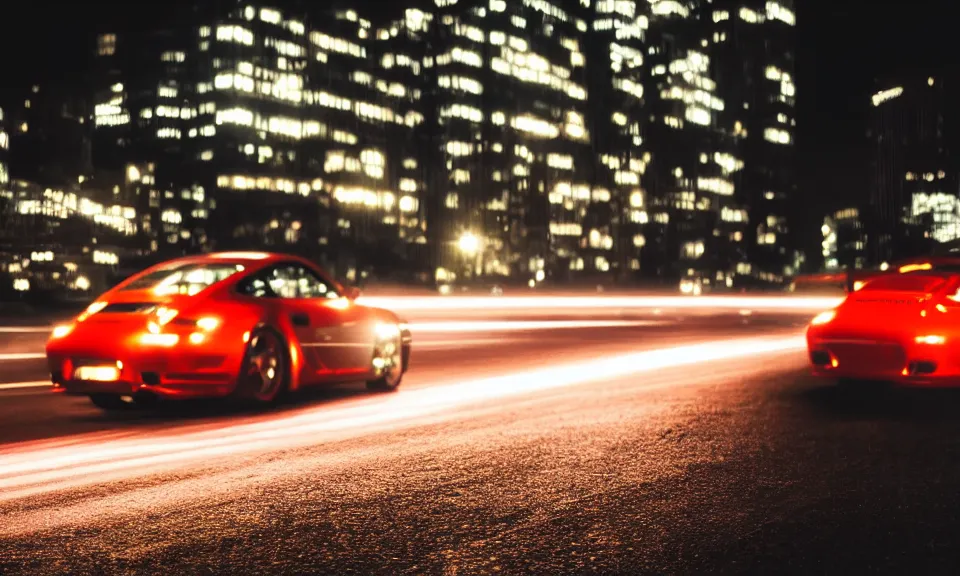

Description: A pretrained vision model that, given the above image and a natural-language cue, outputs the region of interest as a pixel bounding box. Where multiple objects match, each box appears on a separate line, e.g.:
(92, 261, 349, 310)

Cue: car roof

(156, 251, 312, 268)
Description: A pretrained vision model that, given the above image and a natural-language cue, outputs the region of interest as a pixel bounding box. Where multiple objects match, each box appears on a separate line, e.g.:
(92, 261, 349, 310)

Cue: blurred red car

(46, 252, 412, 410)
(806, 271, 960, 385)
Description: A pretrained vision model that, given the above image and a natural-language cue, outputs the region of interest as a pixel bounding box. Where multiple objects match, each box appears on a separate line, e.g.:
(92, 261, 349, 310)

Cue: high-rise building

(71, 0, 799, 291)
(639, 0, 752, 294)
(424, 0, 594, 287)
(90, 3, 433, 283)
(90, 23, 210, 258)
(193, 4, 323, 259)
(821, 207, 867, 271)
(716, 0, 797, 283)
(867, 74, 957, 264)
(3, 84, 90, 187)
(587, 0, 649, 283)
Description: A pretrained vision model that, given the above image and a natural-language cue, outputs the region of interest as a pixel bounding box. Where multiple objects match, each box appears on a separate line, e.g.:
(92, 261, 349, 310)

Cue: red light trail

(0, 333, 805, 508)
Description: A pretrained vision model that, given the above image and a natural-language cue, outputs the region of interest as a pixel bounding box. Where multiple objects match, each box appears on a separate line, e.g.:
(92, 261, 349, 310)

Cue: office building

(821, 207, 867, 271)
(424, 0, 593, 287)
(0, 0, 802, 295)
(718, 0, 797, 282)
(587, 0, 649, 283)
(90, 4, 433, 282)
(867, 74, 957, 264)
(638, 0, 748, 292)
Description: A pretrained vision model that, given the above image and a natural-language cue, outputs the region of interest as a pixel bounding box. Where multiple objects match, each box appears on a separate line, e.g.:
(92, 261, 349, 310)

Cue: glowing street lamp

(458, 232, 480, 255)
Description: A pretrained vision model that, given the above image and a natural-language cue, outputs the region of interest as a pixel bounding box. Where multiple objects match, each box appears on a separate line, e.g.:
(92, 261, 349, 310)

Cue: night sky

(0, 0, 953, 266)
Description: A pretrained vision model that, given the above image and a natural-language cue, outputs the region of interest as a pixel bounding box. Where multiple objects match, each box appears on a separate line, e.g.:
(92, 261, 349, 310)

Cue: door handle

(291, 313, 310, 327)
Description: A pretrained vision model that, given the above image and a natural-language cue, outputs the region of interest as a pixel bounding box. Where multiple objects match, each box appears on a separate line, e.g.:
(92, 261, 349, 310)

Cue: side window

(239, 264, 339, 299)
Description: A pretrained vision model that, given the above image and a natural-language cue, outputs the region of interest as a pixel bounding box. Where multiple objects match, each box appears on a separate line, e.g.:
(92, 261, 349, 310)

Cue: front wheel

(239, 327, 289, 404)
(366, 329, 404, 392)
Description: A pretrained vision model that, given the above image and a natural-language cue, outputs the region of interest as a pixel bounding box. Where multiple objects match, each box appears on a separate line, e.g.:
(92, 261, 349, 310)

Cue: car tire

(239, 326, 290, 404)
(89, 394, 133, 411)
(366, 328, 404, 392)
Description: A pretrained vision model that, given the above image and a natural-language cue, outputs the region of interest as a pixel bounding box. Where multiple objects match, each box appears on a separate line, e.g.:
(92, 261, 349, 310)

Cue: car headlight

(375, 322, 401, 340)
(811, 310, 836, 326)
(51, 324, 74, 339)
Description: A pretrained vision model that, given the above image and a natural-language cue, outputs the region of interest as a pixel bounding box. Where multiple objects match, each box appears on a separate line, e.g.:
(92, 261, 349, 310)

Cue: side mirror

(345, 286, 361, 300)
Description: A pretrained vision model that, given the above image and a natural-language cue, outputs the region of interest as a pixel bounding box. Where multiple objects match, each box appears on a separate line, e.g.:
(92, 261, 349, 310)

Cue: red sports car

(806, 271, 960, 385)
(46, 252, 412, 410)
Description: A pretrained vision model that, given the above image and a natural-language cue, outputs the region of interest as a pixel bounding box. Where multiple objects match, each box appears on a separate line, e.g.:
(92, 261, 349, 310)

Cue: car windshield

(122, 263, 246, 296)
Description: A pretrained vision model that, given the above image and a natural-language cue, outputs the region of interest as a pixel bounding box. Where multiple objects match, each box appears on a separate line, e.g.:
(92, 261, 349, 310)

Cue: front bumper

(807, 335, 960, 386)
(47, 346, 240, 399)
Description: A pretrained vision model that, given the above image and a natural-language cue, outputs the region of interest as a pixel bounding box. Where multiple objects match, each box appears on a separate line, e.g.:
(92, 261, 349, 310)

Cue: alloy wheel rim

(247, 331, 283, 398)
(376, 335, 403, 387)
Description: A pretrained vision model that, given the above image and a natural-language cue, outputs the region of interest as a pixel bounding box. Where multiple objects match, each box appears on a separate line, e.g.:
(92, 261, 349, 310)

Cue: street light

(458, 232, 480, 255)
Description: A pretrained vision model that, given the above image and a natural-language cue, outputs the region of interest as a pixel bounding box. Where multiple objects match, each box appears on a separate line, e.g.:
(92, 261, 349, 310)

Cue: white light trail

(0, 353, 45, 361)
(0, 334, 806, 500)
(0, 320, 673, 366)
(359, 295, 842, 311)
(410, 319, 665, 332)
(0, 381, 49, 390)
(0, 295, 842, 336)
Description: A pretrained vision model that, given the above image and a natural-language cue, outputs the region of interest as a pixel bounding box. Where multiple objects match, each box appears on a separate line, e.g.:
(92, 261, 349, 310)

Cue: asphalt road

(3, 313, 960, 573)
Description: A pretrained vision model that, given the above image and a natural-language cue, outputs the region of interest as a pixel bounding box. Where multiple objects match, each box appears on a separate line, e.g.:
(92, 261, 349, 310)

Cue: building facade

(423, 0, 595, 288)
(586, 0, 650, 287)
(1, 0, 802, 296)
(821, 207, 867, 271)
(723, 0, 797, 283)
(867, 74, 957, 264)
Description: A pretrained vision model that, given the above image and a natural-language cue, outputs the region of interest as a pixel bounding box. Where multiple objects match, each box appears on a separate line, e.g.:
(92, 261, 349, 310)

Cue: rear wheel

(89, 394, 134, 411)
(240, 327, 289, 404)
(366, 329, 404, 392)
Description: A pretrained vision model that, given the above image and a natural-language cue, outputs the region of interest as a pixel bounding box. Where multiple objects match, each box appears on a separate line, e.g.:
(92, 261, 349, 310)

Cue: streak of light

(413, 337, 527, 348)
(0, 338, 537, 385)
(0, 353, 45, 361)
(0, 334, 805, 501)
(410, 319, 666, 332)
(0, 381, 49, 390)
(0, 294, 843, 338)
(1, 319, 663, 336)
(0, 320, 669, 363)
(357, 295, 843, 311)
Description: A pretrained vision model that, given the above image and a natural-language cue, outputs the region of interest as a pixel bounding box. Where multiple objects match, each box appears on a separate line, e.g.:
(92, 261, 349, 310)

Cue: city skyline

(4, 0, 797, 297)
